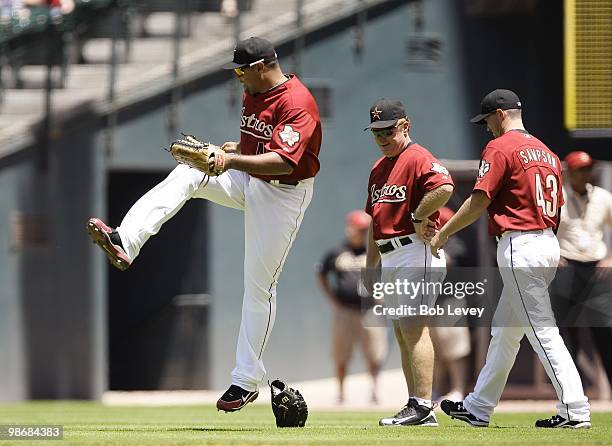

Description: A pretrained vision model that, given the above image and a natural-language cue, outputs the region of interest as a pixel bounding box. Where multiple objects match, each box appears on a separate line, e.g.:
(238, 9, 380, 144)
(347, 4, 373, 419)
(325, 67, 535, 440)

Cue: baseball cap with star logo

(222, 36, 278, 69)
(470, 89, 522, 124)
(364, 98, 407, 130)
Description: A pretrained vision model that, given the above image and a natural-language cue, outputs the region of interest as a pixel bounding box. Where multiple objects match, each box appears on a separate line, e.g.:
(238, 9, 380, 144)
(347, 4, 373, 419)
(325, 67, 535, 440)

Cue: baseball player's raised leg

(230, 179, 313, 392)
(89, 166, 249, 268)
(88, 165, 206, 269)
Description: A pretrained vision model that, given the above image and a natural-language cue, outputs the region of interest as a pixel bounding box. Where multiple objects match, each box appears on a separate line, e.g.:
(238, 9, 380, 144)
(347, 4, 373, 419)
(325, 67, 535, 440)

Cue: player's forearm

(413, 184, 454, 220)
(440, 191, 491, 238)
(225, 152, 294, 175)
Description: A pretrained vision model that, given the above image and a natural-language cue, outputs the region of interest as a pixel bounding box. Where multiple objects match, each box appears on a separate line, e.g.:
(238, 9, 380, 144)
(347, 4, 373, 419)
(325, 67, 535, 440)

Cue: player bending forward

(87, 37, 322, 413)
(431, 89, 591, 429)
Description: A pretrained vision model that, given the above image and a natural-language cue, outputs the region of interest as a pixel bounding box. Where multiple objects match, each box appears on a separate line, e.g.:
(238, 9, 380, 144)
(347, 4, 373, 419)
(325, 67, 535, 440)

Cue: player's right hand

(429, 232, 447, 259)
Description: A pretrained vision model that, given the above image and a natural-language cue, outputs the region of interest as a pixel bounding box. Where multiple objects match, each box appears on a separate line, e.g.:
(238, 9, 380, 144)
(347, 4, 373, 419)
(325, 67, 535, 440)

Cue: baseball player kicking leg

(88, 164, 313, 410)
(88, 37, 322, 413)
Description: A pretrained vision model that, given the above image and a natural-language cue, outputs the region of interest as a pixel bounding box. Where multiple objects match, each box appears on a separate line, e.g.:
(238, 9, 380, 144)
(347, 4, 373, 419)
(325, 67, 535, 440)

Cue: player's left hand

(414, 217, 436, 242)
(168, 134, 228, 176)
(221, 141, 241, 154)
(430, 232, 448, 259)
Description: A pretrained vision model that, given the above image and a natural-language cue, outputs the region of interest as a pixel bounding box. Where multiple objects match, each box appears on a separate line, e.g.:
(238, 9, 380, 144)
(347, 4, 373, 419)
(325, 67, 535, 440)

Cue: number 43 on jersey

(534, 173, 558, 218)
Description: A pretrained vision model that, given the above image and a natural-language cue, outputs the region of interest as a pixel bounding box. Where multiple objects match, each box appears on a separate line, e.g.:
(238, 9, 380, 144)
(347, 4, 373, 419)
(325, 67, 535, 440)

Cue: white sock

(412, 397, 432, 408)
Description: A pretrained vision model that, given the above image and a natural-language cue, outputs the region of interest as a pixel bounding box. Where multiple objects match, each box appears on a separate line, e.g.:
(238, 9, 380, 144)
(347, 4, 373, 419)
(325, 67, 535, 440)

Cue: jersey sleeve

(473, 144, 509, 199)
(364, 171, 375, 216)
(416, 155, 454, 192)
(267, 108, 317, 167)
(364, 199, 372, 216)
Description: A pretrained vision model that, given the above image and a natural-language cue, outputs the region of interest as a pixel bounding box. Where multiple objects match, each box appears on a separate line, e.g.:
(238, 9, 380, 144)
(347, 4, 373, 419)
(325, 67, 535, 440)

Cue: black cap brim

(222, 61, 242, 70)
(470, 113, 490, 125)
(363, 119, 399, 131)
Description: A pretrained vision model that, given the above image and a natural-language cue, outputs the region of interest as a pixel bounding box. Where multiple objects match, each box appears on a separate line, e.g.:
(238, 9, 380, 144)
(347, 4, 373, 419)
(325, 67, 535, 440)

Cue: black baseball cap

(364, 98, 407, 130)
(222, 37, 278, 69)
(470, 89, 522, 124)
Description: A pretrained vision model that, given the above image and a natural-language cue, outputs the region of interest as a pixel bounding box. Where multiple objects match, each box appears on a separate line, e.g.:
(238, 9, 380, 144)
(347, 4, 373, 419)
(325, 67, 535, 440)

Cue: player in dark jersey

(432, 89, 590, 429)
(364, 98, 454, 426)
(87, 37, 322, 413)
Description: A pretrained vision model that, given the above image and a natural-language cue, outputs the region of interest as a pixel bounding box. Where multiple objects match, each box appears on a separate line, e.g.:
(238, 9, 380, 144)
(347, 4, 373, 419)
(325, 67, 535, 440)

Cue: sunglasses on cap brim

(233, 58, 265, 76)
(371, 123, 401, 138)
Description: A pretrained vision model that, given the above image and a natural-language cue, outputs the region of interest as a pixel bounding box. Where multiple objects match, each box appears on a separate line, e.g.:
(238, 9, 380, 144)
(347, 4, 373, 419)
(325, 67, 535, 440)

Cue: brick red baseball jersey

(240, 74, 322, 181)
(473, 129, 564, 236)
(365, 143, 454, 240)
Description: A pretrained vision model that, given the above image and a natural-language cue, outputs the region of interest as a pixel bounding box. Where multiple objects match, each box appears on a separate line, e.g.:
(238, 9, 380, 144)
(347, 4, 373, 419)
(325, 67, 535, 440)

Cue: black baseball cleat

(379, 398, 438, 426)
(87, 217, 131, 271)
(535, 415, 591, 429)
(440, 400, 489, 427)
(216, 385, 259, 412)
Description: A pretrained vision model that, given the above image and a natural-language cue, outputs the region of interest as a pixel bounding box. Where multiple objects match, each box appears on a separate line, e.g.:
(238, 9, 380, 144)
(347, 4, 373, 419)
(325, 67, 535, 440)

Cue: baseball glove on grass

(168, 134, 227, 175)
(270, 379, 308, 428)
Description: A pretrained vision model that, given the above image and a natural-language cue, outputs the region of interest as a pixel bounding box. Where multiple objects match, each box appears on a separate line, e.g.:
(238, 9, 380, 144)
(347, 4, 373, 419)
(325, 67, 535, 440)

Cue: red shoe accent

(216, 388, 259, 412)
(87, 218, 131, 271)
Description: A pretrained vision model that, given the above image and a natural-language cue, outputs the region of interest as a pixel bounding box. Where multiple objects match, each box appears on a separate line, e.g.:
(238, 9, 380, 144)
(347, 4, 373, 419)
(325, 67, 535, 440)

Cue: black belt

(264, 179, 300, 186)
(565, 258, 599, 268)
(378, 236, 413, 254)
(495, 229, 544, 243)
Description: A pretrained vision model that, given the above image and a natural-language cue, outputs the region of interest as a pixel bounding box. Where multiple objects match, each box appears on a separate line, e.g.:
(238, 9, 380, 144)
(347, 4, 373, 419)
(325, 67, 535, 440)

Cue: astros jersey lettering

(473, 130, 564, 236)
(240, 74, 321, 181)
(365, 143, 454, 240)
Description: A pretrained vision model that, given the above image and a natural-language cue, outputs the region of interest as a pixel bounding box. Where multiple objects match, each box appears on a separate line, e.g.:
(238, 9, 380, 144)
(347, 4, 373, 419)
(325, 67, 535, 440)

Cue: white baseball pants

(116, 165, 314, 391)
(379, 236, 446, 317)
(463, 229, 590, 421)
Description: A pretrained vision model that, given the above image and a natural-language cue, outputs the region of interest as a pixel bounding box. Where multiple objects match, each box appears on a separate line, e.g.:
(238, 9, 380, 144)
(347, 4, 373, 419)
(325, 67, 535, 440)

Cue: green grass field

(0, 402, 610, 445)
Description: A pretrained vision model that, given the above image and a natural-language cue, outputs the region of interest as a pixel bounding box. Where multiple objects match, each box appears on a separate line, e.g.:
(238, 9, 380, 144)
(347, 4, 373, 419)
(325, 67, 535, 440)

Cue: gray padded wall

(0, 164, 29, 401)
(0, 107, 106, 401)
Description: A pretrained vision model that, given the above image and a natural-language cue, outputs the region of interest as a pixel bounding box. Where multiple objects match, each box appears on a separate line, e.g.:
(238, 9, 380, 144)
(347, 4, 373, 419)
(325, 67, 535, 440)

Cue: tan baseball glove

(168, 134, 227, 176)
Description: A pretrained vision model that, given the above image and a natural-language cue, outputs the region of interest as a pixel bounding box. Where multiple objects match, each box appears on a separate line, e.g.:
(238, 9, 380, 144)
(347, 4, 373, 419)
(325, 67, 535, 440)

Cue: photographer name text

(372, 304, 485, 318)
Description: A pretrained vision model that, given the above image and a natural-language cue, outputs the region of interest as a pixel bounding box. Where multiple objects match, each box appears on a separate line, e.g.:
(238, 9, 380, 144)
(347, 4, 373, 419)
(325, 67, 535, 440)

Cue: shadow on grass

(446, 424, 535, 430)
(85, 427, 265, 433)
(175, 427, 265, 433)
